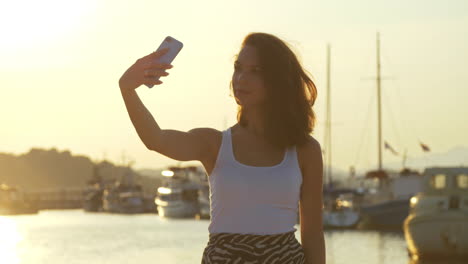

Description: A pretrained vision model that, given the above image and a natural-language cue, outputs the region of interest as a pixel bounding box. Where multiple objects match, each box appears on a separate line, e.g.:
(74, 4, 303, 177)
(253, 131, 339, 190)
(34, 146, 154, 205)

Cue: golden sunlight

(0, 0, 95, 49)
(0, 217, 23, 264)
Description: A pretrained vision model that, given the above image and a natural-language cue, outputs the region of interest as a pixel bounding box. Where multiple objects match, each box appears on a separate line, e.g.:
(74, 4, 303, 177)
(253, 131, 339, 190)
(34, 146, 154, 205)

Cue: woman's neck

(241, 107, 267, 137)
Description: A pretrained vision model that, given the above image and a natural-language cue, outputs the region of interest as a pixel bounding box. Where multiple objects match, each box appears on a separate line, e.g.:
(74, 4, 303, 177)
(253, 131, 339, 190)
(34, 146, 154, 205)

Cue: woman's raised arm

(119, 49, 217, 163)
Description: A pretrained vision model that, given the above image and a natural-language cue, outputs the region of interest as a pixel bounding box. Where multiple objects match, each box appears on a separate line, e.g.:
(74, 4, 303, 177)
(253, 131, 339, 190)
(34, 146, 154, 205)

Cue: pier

(23, 188, 85, 210)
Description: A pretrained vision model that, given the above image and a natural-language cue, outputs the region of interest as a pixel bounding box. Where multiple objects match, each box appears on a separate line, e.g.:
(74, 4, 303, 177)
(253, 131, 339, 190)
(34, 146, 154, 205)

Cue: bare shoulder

(186, 127, 223, 175)
(297, 135, 323, 175)
(188, 127, 221, 138)
(188, 127, 223, 163)
(188, 127, 222, 148)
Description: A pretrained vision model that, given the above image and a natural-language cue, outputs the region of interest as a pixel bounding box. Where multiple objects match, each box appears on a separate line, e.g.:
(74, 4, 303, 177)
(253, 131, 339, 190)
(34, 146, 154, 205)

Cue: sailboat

(358, 33, 424, 230)
(321, 44, 360, 229)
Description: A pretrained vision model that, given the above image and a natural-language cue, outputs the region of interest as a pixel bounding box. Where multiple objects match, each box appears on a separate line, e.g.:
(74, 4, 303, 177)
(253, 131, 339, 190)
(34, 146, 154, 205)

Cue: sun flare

(0, 217, 23, 264)
(0, 0, 96, 49)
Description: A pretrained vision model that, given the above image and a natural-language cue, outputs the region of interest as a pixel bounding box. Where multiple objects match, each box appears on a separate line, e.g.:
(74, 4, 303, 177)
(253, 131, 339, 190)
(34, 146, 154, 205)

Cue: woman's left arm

(299, 137, 325, 264)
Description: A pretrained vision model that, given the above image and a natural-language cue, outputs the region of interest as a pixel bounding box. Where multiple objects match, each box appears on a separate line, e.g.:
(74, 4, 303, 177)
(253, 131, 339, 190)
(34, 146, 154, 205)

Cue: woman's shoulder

(188, 127, 223, 146)
(296, 135, 322, 171)
(297, 135, 321, 155)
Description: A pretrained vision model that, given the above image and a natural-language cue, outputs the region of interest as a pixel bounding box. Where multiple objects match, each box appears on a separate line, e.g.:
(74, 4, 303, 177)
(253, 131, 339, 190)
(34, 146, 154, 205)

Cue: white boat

(155, 166, 202, 218)
(404, 167, 468, 260)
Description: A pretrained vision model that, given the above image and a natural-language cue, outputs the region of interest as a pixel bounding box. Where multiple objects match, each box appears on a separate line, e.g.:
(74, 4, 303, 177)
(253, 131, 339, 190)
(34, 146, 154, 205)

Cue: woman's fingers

(143, 69, 169, 77)
(143, 62, 173, 70)
(143, 77, 163, 86)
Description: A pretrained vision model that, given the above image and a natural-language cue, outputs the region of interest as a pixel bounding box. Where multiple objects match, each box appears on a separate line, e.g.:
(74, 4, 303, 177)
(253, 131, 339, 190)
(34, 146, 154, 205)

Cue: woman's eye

(233, 65, 261, 74)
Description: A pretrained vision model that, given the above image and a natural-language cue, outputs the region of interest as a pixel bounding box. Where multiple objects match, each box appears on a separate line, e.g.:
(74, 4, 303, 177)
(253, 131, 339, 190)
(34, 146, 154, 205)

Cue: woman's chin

(234, 98, 244, 106)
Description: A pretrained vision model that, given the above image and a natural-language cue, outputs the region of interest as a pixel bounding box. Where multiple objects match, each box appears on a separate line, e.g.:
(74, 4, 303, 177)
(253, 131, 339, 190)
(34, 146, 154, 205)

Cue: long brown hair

(230, 32, 318, 149)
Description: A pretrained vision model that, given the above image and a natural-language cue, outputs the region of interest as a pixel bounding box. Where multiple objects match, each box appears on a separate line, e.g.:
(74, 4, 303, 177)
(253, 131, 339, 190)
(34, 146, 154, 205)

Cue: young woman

(119, 32, 325, 264)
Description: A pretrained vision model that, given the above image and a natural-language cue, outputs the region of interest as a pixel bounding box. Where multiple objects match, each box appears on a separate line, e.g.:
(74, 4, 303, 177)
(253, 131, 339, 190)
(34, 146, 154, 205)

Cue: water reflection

(325, 230, 407, 264)
(0, 216, 23, 264)
(2, 210, 465, 264)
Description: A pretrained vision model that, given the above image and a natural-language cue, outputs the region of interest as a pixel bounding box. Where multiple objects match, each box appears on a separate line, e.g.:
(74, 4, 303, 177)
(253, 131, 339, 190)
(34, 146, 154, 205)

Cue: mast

(376, 32, 383, 171)
(402, 149, 408, 169)
(324, 44, 332, 186)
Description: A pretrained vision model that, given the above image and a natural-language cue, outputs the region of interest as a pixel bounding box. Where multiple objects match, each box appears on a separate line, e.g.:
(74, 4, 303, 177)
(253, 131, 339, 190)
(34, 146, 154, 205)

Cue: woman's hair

(230, 32, 318, 149)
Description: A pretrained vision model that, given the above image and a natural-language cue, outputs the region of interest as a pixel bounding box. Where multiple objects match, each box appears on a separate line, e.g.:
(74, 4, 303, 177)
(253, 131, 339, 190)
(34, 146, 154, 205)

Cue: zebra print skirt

(201, 231, 305, 263)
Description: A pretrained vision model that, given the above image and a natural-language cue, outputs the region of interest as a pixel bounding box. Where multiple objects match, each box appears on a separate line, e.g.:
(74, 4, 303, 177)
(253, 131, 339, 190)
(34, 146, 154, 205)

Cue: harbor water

(0, 210, 461, 264)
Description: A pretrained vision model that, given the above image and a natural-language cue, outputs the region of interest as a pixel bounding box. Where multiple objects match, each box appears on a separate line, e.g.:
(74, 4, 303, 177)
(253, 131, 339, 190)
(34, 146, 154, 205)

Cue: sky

(1, 0, 467, 173)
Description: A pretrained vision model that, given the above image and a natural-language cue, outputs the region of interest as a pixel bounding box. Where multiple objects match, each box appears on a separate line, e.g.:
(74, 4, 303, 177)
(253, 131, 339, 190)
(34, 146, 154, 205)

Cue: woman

(119, 32, 325, 264)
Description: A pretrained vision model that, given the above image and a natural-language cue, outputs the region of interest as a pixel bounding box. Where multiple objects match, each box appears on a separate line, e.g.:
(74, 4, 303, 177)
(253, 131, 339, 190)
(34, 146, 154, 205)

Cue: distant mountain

(317, 146, 468, 184)
(0, 148, 162, 195)
(383, 145, 468, 172)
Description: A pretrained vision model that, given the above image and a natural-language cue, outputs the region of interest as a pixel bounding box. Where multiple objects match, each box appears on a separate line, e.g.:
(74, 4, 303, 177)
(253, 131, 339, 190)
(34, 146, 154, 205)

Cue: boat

(83, 184, 104, 212)
(0, 184, 38, 215)
(354, 33, 425, 230)
(196, 181, 210, 219)
(83, 165, 104, 212)
(102, 167, 146, 214)
(323, 188, 361, 229)
(102, 182, 146, 214)
(155, 166, 201, 218)
(404, 167, 468, 260)
(320, 45, 361, 229)
(359, 168, 424, 230)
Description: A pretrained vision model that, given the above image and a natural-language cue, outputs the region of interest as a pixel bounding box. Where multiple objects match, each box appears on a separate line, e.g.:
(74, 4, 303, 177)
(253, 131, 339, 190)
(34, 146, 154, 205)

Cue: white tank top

(208, 127, 303, 235)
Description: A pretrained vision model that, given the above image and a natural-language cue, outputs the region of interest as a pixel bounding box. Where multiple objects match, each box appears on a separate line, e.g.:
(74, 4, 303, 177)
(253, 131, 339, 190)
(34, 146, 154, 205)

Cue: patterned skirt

(201, 231, 305, 264)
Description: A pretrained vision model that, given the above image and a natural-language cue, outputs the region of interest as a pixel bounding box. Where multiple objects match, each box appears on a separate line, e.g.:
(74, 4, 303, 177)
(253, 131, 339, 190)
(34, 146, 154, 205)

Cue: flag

(384, 141, 399, 156)
(420, 142, 430, 152)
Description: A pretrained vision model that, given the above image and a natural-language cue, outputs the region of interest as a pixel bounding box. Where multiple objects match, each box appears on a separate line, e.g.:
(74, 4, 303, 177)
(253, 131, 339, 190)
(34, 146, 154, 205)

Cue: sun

(0, 0, 97, 50)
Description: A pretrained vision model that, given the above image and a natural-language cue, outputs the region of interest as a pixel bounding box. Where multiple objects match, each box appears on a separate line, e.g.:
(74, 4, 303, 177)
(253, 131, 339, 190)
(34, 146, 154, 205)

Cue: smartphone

(146, 36, 184, 88)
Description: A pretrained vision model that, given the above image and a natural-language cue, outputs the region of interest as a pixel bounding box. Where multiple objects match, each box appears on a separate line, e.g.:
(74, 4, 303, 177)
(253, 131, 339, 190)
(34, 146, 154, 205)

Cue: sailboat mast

(402, 149, 408, 168)
(325, 44, 332, 185)
(376, 32, 383, 170)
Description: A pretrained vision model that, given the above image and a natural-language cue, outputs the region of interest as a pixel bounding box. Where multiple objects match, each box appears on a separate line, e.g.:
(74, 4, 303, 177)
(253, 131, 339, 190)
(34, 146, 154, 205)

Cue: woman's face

(232, 45, 267, 108)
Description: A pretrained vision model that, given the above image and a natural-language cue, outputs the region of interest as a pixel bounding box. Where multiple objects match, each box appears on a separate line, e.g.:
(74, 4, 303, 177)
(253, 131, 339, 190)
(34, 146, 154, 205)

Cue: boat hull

(404, 211, 468, 259)
(156, 199, 198, 218)
(323, 209, 360, 229)
(102, 198, 145, 214)
(360, 199, 409, 230)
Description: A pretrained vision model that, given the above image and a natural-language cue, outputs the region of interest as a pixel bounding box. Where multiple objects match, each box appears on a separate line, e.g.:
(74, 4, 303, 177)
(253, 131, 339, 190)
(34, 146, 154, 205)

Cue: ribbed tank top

(208, 127, 303, 235)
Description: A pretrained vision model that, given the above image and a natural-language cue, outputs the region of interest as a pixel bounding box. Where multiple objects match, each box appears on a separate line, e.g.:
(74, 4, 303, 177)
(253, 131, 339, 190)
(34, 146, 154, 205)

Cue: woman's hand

(119, 48, 174, 92)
